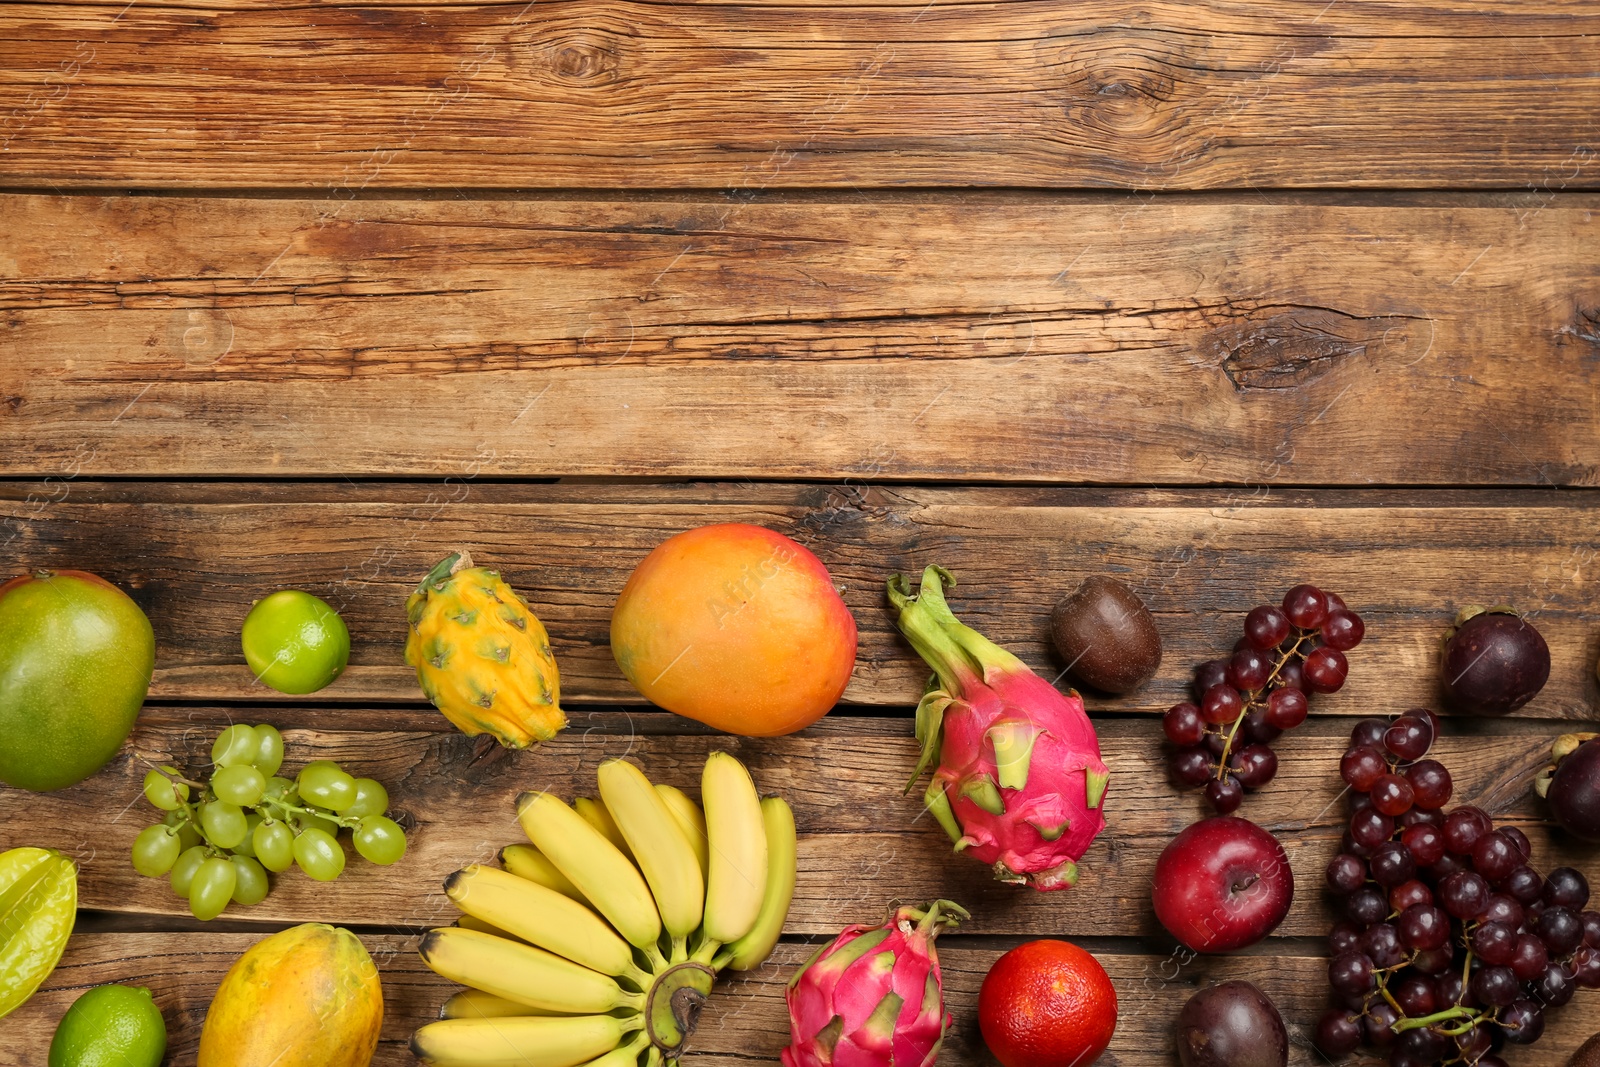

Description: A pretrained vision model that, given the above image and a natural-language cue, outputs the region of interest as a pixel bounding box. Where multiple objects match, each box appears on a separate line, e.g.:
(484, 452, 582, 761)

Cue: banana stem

(690, 938, 722, 967)
(669, 935, 689, 965)
(643, 942, 669, 972)
(616, 1033, 650, 1061)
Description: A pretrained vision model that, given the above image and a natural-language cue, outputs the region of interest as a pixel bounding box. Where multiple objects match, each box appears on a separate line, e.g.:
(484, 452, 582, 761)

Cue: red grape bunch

(1163, 584, 1365, 814)
(1317, 714, 1600, 1067)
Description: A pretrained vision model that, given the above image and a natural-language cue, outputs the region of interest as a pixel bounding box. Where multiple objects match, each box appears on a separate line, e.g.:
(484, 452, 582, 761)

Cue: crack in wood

(1569, 304, 1600, 347)
(1208, 303, 1428, 392)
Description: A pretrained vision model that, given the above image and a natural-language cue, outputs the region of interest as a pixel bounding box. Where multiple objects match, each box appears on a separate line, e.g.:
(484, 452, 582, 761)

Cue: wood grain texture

(4, 935, 1598, 1067)
(5, 483, 1599, 716)
(5, 196, 1600, 483)
(2, 716, 1594, 938)
(2, 1, 1599, 189)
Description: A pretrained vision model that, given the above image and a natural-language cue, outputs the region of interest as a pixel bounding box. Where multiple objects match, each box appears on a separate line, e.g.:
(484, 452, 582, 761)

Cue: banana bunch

(412, 751, 799, 1067)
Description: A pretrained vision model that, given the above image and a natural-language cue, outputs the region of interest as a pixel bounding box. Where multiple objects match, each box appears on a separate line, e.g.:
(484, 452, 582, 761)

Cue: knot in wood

(541, 33, 621, 86)
(1059, 32, 1184, 141)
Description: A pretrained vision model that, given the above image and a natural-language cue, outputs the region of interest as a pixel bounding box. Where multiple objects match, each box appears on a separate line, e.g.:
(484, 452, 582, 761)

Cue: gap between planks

(6, 188, 1600, 208)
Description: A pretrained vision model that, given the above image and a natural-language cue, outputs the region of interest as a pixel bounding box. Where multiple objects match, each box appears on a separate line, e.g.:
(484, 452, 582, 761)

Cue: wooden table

(3, 0, 1599, 1062)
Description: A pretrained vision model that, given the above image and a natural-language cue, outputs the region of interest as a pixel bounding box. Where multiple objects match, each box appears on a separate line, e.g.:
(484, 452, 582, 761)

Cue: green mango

(0, 569, 154, 791)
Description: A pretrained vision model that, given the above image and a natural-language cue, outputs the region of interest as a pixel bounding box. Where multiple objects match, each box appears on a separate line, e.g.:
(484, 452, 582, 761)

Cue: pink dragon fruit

(783, 900, 966, 1067)
(888, 565, 1109, 891)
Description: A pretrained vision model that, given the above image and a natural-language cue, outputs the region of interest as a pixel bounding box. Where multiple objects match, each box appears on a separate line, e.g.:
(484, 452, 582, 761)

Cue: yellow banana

(447, 864, 639, 978)
(700, 751, 768, 945)
(578, 1033, 650, 1067)
(411, 1014, 636, 1067)
(654, 784, 709, 882)
(440, 988, 555, 1020)
(456, 914, 521, 941)
(574, 796, 635, 861)
(418, 927, 642, 1015)
(500, 843, 587, 903)
(516, 791, 662, 951)
(720, 795, 798, 971)
(597, 759, 705, 942)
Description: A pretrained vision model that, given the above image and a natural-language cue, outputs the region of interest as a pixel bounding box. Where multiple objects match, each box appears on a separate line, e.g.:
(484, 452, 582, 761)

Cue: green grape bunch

(130, 723, 408, 921)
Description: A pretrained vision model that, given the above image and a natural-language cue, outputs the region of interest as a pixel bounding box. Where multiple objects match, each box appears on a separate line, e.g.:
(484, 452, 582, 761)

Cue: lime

(241, 590, 350, 695)
(48, 984, 166, 1067)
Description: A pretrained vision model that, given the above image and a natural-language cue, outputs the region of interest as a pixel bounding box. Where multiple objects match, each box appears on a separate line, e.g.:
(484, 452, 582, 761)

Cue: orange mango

(610, 524, 857, 736)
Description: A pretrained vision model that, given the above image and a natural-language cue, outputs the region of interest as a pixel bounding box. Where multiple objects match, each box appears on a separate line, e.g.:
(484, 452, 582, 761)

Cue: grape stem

(1215, 630, 1313, 779)
(1377, 978, 1405, 1016)
(261, 794, 361, 831)
(1392, 1006, 1478, 1032)
(163, 802, 230, 856)
(172, 799, 202, 836)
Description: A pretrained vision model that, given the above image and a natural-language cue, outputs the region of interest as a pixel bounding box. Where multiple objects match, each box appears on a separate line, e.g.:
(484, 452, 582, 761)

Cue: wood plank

(4, 196, 1599, 484)
(4, 484, 1599, 717)
(5, 935, 1596, 1067)
(3, 717, 1595, 938)
(2, 1, 1599, 189)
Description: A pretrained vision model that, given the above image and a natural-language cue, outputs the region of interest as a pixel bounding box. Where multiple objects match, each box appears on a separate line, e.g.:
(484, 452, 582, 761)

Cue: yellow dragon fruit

(405, 551, 564, 747)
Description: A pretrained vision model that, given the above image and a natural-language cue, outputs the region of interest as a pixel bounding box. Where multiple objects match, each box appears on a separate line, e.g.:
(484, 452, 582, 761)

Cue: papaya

(198, 923, 382, 1067)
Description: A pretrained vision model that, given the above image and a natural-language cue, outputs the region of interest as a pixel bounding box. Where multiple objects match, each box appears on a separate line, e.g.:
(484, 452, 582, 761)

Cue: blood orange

(979, 939, 1118, 1067)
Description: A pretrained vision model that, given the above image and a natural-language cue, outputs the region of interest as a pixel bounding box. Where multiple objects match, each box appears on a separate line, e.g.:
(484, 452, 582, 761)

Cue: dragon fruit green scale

(783, 900, 965, 1067)
(889, 565, 1109, 891)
